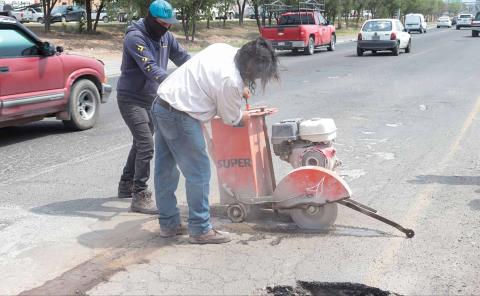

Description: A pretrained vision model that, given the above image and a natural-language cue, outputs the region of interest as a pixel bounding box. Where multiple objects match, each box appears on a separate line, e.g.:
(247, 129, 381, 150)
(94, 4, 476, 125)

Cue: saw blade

(289, 203, 338, 229)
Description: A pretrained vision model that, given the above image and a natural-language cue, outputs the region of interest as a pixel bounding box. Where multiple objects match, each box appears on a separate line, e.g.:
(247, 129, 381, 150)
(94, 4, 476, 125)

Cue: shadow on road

(30, 196, 131, 221)
(0, 120, 71, 148)
(409, 174, 480, 187)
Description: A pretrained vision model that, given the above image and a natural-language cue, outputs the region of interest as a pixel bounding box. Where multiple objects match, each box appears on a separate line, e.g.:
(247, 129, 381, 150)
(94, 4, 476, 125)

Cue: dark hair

(235, 37, 279, 93)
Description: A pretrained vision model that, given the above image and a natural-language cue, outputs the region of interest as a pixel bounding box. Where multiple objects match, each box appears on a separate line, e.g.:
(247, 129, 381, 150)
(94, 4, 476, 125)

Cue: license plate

(278, 42, 285, 46)
(372, 35, 380, 40)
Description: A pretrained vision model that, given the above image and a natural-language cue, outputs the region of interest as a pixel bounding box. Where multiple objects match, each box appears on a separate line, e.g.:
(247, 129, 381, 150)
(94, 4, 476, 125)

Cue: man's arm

(124, 32, 169, 83)
(217, 82, 243, 126)
(168, 34, 190, 67)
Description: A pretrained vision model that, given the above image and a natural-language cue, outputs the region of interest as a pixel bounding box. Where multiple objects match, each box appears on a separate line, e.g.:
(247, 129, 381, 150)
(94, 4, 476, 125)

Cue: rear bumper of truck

(270, 40, 306, 50)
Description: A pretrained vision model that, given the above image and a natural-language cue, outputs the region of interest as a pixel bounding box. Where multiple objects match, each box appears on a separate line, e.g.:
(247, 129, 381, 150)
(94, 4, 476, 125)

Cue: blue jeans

(151, 100, 212, 235)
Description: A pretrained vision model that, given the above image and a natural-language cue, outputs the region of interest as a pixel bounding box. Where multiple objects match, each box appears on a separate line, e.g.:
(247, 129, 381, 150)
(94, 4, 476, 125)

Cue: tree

(236, 0, 248, 26)
(41, 0, 59, 33)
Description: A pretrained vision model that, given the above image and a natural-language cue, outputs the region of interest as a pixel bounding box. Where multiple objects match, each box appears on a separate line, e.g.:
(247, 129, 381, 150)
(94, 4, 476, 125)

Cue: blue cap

(149, 0, 178, 24)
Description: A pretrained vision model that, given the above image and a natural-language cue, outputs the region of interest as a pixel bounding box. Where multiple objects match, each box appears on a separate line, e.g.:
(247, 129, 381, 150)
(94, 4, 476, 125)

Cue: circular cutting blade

(289, 203, 338, 230)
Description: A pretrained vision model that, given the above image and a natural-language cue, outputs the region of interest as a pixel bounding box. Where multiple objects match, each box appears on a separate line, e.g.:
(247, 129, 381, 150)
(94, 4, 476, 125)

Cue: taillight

(358, 33, 362, 41)
(390, 32, 397, 40)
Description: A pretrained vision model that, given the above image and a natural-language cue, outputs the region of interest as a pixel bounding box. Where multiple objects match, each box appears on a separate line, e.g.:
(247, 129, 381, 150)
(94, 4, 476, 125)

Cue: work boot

(118, 180, 133, 199)
(189, 229, 231, 244)
(131, 190, 157, 215)
(159, 223, 188, 238)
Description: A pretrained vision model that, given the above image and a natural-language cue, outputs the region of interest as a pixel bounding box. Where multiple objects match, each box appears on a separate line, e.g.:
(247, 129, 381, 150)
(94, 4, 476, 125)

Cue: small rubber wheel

(227, 203, 246, 223)
(405, 229, 415, 238)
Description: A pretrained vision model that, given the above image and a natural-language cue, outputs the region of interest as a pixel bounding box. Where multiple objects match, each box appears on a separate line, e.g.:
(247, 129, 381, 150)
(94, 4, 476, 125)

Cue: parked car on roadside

(472, 12, 480, 37)
(0, 4, 13, 17)
(91, 9, 109, 23)
(11, 8, 33, 23)
(27, 7, 44, 23)
(0, 16, 111, 130)
(456, 13, 473, 29)
(437, 16, 452, 28)
(405, 13, 427, 33)
(261, 8, 336, 55)
(357, 19, 411, 56)
(50, 5, 86, 23)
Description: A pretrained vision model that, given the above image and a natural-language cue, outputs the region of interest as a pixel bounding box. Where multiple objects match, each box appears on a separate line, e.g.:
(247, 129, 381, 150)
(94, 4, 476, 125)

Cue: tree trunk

(253, 2, 261, 33)
(85, 0, 92, 32)
(237, 0, 247, 26)
(93, 0, 104, 32)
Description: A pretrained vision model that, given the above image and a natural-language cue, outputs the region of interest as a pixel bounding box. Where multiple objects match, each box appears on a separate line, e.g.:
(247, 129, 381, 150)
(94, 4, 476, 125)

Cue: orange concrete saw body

(209, 107, 414, 238)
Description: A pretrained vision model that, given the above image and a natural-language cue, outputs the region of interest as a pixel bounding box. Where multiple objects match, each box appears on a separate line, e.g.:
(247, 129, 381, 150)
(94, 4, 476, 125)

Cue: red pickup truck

(0, 16, 111, 130)
(261, 10, 336, 55)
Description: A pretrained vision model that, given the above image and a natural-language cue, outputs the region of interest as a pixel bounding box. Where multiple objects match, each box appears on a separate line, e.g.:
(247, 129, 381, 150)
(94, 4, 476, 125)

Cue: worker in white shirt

(151, 37, 279, 244)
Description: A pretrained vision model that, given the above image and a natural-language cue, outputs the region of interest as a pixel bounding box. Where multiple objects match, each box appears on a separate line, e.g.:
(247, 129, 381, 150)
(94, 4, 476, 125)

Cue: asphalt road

(1, 27, 479, 295)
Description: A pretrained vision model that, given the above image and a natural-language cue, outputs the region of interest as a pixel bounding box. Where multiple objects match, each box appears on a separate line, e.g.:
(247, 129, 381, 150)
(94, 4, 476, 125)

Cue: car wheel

(456, 26, 460, 30)
(63, 80, 100, 131)
(437, 26, 440, 28)
(327, 34, 336, 51)
(102, 16, 109, 23)
(473, 31, 479, 37)
(304, 37, 314, 55)
(372, 50, 377, 55)
(356, 47, 363, 56)
(61, 16, 67, 22)
(405, 39, 411, 53)
(38, 17, 44, 23)
(392, 42, 399, 56)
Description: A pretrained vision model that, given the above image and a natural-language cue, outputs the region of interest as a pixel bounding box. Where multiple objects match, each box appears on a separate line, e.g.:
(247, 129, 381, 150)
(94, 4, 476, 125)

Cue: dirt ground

(26, 20, 262, 60)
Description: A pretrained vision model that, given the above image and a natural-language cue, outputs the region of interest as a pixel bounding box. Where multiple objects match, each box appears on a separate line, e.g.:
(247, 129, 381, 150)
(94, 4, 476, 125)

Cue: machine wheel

(289, 203, 338, 230)
(357, 47, 363, 56)
(305, 37, 314, 55)
(227, 203, 246, 223)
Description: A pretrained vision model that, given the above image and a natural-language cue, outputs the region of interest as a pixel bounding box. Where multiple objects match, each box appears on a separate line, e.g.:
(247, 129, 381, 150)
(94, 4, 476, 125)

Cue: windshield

(279, 14, 315, 25)
(362, 20, 392, 32)
(51, 7, 62, 14)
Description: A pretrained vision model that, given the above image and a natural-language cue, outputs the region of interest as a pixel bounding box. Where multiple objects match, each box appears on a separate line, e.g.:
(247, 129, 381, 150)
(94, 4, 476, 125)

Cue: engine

(271, 118, 341, 170)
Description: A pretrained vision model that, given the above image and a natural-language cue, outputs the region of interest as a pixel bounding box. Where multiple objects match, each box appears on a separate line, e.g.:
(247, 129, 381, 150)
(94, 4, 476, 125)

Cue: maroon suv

(0, 16, 111, 130)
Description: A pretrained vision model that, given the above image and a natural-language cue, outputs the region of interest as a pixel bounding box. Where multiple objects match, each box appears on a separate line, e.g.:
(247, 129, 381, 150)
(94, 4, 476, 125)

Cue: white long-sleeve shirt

(156, 43, 244, 125)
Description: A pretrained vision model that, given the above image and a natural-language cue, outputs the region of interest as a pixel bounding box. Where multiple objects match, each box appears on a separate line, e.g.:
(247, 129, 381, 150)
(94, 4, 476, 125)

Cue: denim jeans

(150, 100, 212, 235)
(117, 100, 154, 193)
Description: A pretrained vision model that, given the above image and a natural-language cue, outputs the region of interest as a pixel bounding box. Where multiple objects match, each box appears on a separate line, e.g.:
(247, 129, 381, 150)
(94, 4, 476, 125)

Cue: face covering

(144, 13, 169, 41)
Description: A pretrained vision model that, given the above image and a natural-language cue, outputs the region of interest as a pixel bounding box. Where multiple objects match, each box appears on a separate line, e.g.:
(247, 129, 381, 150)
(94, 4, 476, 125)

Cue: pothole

(263, 281, 401, 296)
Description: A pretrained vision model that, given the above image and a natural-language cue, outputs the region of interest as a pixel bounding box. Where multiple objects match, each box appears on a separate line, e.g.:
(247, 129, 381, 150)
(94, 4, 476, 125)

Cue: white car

(10, 8, 33, 22)
(91, 9, 109, 23)
(27, 7, 44, 23)
(437, 16, 452, 28)
(357, 19, 411, 56)
(405, 13, 427, 33)
(456, 13, 473, 29)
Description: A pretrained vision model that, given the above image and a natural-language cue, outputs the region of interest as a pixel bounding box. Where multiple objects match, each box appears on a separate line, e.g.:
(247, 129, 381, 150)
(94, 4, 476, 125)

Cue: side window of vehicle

(319, 14, 327, 25)
(0, 28, 39, 58)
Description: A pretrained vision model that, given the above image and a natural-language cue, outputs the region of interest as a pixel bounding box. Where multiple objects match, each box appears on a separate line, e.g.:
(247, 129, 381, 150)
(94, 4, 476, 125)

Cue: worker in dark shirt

(116, 0, 190, 214)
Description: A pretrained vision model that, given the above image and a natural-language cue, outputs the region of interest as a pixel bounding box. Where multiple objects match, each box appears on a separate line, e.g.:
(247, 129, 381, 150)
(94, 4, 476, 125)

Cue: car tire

(327, 34, 336, 51)
(102, 16, 109, 23)
(405, 39, 411, 53)
(473, 31, 479, 37)
(304, 37, 314, 55)
(38, 17, 44, 23)
(357, 47, 363, 56)
(63, 79, 100, 131)
(437, 26, 440, 28)
(392, 42, 399, 56)
(456, 26, 460, 30)
(61, 16, 67, 22)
